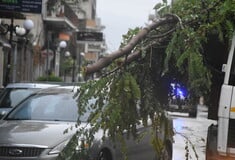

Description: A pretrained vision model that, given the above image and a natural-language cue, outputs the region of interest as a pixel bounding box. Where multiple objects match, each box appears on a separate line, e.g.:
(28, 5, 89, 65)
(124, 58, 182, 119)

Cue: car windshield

(5, 92, 89, 122)
(0, 88, 38, 108)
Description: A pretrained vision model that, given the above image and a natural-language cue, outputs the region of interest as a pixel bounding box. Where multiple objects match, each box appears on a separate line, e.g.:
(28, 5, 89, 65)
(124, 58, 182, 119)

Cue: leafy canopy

(60, 0, 235, 159)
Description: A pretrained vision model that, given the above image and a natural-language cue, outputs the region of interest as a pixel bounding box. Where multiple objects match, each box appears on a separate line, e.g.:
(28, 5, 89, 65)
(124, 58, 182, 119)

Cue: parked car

(0, 82, 60, 118)
(0, 86, 173, 160)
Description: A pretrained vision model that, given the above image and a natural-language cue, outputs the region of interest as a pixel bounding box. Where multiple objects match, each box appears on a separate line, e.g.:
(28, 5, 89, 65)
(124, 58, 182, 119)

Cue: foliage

(164, 0, 235, 103)
(36, 74, 62, 82)
(120, 27, 140, 48)
(61, 56, 74, 73)
(71, 53, 174, 159)
(164, 28, 211, 103)
(60, 0, 235, 159)
(79, 72, 141, 139)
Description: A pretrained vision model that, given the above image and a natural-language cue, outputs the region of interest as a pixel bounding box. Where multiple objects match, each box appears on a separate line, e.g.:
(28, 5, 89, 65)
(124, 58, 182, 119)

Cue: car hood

(0, 120, 87, 148)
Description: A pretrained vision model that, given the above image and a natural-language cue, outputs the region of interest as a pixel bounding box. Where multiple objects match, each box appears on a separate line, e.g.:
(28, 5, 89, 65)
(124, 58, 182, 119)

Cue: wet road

(169, 108, 217, 160)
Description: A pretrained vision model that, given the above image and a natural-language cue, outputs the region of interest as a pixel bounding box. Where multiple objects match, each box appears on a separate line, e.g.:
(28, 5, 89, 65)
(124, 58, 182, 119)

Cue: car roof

(5, 83, 60, 89)
(33, 85, 80, 95)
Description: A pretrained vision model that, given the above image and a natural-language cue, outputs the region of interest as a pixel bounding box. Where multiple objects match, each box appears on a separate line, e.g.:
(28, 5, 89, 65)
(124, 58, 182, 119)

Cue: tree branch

(84, 15, 179, 76)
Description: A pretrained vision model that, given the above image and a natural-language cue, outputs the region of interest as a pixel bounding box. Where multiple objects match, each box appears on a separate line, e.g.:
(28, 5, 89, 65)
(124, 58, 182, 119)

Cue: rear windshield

(0, 88, 38, 108)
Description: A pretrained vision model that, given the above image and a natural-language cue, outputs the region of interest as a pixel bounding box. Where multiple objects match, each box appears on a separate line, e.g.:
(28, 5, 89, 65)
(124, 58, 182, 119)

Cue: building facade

(0, 0, 106, 85)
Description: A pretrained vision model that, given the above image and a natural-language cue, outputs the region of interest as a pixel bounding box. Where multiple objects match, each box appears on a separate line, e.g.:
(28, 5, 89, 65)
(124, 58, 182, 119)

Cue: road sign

(77, 31, 103, 42)
(0, 0, 42, 14)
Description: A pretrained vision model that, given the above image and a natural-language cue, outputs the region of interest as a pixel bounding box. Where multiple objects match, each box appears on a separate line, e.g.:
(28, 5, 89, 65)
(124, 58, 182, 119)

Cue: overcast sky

(97, 0, 162, 52)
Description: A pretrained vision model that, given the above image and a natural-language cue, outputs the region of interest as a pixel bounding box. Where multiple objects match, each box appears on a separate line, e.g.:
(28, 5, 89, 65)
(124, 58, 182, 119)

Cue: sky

(97, 0, 162, 52)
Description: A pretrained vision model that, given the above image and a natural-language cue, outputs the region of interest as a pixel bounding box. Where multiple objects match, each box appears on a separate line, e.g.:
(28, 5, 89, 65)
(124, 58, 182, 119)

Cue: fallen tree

(60, 0, 235, 159)
(84, 14, 179, 75)
(82, 0, 235, 120)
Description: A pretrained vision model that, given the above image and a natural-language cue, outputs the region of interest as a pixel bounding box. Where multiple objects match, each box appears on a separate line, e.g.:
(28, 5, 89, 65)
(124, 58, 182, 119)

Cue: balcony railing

(44, 0, 79, 30)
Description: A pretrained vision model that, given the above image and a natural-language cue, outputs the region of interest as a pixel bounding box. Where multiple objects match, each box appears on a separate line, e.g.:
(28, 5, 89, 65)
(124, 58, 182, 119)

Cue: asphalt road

(168, 107, 217, 160)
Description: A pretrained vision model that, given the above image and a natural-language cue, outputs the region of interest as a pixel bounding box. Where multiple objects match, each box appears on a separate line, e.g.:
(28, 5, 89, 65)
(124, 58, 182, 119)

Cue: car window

(0, 88, 38, 108)
(6, 93, 81, 122)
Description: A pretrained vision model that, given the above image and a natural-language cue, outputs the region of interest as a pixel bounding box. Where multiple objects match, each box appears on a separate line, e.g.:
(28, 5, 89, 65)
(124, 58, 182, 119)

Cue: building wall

(0, 0, 106, 83)
(0, 13, 43, 84)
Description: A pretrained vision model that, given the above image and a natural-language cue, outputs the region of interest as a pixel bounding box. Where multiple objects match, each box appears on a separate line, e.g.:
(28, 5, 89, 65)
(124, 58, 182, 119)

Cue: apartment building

(0, 0, 106, 85)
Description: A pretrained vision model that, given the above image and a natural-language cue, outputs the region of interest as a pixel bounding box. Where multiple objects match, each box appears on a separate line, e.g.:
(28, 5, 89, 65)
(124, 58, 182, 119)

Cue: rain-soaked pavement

(169, 105, 217, 160)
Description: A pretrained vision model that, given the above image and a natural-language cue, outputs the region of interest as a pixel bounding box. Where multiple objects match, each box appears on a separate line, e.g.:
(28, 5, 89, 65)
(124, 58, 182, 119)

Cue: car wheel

(98, 149, 112, 160)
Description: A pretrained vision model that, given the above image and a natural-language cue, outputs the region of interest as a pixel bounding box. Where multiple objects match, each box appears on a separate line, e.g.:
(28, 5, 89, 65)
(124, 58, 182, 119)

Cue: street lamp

(64, 51, 70, 57)
(1, 19, 34, 40)
(59, 40, 67, 49)
(55, 40, 67, 77)
(1, 18, 34, 86)
(78, 52, 85, 82)
(63, 51, 70, 82)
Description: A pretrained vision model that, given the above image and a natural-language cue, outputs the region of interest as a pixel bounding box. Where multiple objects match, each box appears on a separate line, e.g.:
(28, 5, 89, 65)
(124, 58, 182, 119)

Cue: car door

(124, 122, 156, 160)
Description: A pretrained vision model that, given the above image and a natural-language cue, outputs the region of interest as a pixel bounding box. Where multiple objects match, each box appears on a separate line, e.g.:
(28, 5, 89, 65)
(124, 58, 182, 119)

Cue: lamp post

(55, 40, 67, 77)
(63, 51, 70, 82)
(63, 50, 75, 83)
(0, 18, 34, 86)
(72, 54, 75, 82)
(78, 52, 85, 82)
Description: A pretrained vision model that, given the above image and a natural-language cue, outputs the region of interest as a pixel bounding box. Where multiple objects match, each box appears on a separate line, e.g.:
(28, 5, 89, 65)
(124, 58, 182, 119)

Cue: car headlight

(49, 136, 91, 157)
(49, 139, 70, 155)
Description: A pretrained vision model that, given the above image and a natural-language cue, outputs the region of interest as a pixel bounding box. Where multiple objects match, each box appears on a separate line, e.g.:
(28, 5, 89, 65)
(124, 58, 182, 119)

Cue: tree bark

(84, 15, 179, 76)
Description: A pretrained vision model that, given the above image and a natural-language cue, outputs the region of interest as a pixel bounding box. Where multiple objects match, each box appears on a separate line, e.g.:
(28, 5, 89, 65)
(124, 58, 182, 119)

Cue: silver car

(0, 83, 60, 118)
(0, 86, 173, 160)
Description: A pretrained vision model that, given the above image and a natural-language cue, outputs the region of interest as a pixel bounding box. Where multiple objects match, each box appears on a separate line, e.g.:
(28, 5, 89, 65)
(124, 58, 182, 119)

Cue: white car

(0, 86, 173, 160)
(0, 82, 60, 118)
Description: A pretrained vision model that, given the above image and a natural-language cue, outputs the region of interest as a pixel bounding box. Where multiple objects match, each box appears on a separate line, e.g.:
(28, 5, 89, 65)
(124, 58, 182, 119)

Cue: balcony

(43, 0, 79, 31)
